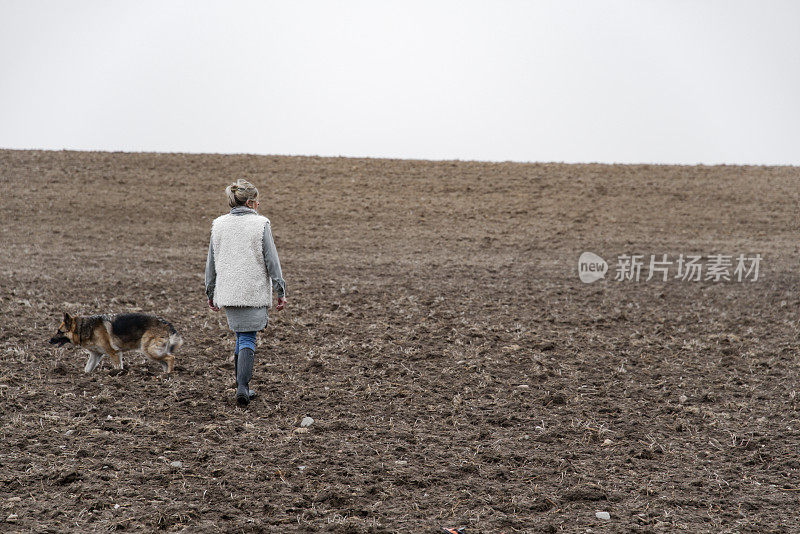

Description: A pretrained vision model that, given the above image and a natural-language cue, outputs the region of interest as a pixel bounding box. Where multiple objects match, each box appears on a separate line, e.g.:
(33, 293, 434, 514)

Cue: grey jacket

(205, 207, 286, 332)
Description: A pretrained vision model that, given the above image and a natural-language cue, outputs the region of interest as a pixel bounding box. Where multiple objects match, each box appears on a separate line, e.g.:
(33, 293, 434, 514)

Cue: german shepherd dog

(49, 313, 183, 373)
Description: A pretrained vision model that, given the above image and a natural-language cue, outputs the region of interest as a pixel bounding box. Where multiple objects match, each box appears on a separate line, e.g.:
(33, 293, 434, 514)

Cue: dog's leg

(144, 339, 174, 374)
(84, 352, 103, 373)
(107, 348, 123, 370)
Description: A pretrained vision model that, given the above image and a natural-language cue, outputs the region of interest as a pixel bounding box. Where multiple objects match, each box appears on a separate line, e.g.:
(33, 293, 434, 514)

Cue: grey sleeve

(205, 235, 216, 301)
(263, 222, 286, 298)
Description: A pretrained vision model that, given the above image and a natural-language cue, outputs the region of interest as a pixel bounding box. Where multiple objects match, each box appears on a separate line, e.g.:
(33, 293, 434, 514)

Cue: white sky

(1, 1, 799, 165)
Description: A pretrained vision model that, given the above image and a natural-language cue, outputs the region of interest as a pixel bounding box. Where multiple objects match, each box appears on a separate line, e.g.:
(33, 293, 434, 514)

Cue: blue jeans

(234, 331, 257, 355)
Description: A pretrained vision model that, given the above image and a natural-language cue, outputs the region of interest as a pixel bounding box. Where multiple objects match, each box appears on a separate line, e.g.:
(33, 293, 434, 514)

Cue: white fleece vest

(211, 213, 272, 308)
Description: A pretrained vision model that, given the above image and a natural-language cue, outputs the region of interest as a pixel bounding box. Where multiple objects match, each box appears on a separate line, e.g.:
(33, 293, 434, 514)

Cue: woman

(205, 179, 286, 406)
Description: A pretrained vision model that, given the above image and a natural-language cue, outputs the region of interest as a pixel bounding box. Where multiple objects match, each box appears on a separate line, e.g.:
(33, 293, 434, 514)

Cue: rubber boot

(236, 348, 255, 406)
(234, 351, 256, 397)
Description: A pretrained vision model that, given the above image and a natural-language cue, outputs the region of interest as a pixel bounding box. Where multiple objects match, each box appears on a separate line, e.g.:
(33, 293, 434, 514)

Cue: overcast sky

(1, 1, 799, 165)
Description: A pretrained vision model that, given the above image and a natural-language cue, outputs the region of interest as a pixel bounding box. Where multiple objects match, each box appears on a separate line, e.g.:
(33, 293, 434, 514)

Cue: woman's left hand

(208, 298, 220, 312)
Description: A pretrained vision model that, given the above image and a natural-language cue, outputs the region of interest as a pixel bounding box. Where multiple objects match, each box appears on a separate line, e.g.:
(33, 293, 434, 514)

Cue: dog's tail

(167, 331, 183, 354)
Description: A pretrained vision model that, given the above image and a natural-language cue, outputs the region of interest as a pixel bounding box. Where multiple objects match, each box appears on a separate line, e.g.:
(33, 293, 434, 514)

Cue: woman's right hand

(275, 297, 287, 311)
(208, 298, 219, 312)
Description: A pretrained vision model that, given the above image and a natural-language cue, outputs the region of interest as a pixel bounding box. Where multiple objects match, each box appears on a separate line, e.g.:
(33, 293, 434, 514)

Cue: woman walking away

(205, 179, 287, 406)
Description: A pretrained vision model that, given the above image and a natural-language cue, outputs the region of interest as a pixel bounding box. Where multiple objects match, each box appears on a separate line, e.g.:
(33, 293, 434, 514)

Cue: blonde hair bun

(225, 179, 258, 208)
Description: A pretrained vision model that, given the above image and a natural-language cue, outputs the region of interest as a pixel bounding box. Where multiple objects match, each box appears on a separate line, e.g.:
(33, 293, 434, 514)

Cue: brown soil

(0, 149, 798, 533)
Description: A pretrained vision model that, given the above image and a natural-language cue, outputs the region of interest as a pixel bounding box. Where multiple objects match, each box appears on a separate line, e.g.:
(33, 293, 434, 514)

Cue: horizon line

(1, 145, 798, 169)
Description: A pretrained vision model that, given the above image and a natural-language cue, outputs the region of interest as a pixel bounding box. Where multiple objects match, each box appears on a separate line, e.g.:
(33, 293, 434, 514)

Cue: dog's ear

(63, 312, 72, 326)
